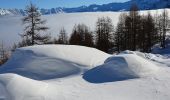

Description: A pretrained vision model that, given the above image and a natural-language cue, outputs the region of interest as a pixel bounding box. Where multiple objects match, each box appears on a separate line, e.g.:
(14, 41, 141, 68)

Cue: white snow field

(0, 45, 111, 80)
(83, 54, 159, 83)
(0, 45, 170, 100)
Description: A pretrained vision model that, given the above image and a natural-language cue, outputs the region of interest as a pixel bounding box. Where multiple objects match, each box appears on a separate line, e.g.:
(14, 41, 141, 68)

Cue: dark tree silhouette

(21, 3, 50, 46)
(57, 27, 68, 44)
(95, 17, 114, 52)
(0, 42, 8, 65)
(115, 4, 159, 53)
(69, 24, 94, 47)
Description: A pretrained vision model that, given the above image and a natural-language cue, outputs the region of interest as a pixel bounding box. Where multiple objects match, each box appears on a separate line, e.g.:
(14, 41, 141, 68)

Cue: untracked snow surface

(0, 45, 170, 100)
(83, 54, 159, 83)
(0, 45, 110, 80)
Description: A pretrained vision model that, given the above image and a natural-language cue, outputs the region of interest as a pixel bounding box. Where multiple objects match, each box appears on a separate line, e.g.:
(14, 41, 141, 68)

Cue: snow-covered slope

(0, 8, 64, 16)
(0, 8, 11, 16)
(0, 45, 170, 100)
(0, 45, 110, 80)
(1, 0, 170, 16)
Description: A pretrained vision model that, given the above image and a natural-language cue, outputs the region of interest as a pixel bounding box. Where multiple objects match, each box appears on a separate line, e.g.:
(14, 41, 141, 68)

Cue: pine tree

(69, 24, 94, 47)
(161, 9, 169, 48)
(153, 11, 161, 46)
(95, 17, 114, 52)
(0, 42, 8, 65)
(129, 4, 141, 51)
(140, 15, 148, 52)
(21, 3, 50, 46)
(69, 25, 83, 45)
(115, 5, 159, 53)
(145, 12, 156, 52)
(58, 27, 68, 44)
(114, 13, 127, 52)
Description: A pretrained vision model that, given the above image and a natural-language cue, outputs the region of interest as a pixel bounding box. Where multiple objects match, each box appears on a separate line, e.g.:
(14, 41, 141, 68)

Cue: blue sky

(0, 0, 128, 9)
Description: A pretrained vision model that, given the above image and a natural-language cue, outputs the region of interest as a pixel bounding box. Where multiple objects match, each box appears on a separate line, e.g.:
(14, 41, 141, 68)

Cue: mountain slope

(0, 0, 170, 16)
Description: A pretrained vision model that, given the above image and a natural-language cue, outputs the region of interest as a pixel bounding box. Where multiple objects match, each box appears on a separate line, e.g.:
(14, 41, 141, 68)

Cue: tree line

(114, 4, 169, 53)
(0, 42, 9, 66)
(1, 3, 170, 65)
(10, 3, 170, 54)
(14, 4, 169, 52)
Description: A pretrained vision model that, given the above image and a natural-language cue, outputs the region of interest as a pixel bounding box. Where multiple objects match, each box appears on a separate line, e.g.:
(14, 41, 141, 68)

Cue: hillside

(0, 0, 170, 16)
(0, 45, 170, 100)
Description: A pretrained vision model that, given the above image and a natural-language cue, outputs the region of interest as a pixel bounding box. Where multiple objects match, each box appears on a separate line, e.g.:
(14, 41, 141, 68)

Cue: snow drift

(0, 45, 169, 100)
(83, 54, 159, 83)
(0, 45, 110, 80)
(0, 73, 51, 100)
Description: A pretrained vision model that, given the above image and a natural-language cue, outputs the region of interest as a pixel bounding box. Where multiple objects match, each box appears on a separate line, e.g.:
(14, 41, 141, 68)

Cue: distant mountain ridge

(0, 0, 170, 16)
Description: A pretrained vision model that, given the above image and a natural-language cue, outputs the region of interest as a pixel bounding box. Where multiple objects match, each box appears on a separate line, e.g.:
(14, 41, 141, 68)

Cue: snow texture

(0, 45, 110, 80)
(0, 45, 170, 100)
(83, 54, 159, 83)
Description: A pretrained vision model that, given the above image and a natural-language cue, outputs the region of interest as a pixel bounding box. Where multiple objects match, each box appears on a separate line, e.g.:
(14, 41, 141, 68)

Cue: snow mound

(119, 50, 169, 64)
(18, 45, 110, 67)
(0, 45, 110, 80)
(0, 73, 49, 100)
(83, 54, 159, 83)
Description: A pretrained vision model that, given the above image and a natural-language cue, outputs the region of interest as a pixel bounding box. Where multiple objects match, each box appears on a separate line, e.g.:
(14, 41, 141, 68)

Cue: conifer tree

(69, 24, 94, 47)
(58, 28, 68, 44)
(95, 17, 114, 52)
(21, 3, 50, 46)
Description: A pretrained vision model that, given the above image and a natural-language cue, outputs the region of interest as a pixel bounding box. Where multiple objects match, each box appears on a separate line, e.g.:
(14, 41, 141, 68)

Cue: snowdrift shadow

(0, 55, 83, 80)
(83, 57, 138, 83)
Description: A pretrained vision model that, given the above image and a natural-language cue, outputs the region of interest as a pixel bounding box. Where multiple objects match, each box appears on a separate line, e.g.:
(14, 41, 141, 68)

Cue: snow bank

(83, 54, 159, 83)
(0, 45, 110, 80)
(19, 45, 110, 67)
(120, 50, 170, 66)
(0, 73, 49, 100)
(0, 47, 169, 100)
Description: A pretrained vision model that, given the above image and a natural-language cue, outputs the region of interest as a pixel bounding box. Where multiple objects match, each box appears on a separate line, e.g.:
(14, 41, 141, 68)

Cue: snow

(0, 45, 110, 80)
(1, 8, 170, 100)
(83, 54, 159, 83)
(0, 73, 48, 100)
(19, 45, 110, 67)
(0, 9, 11, 16)
(0, 45, 170, 100)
